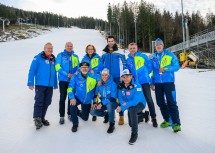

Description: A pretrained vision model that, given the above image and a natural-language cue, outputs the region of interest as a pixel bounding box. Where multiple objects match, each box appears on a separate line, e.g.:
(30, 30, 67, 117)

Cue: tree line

(107, 0, 215, 52)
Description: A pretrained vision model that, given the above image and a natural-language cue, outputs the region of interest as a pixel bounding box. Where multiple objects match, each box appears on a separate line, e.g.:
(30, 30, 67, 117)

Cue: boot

(59, 117, 64, 125)
(107, 123, 115, 133)
(103, 113, 108, 123)
(34, 117, 43, 130)
(144, 111, 150, 123)
(172, 124, 181, 133)
(129, 132, 138, 145)
(160, 121, 171, 128)
(42, 118, 50, 126)
(71, 124, 78, 132)
(118, 116, 124, 125)
(92, 116, 97, 121)
(152, 118, 158, 127)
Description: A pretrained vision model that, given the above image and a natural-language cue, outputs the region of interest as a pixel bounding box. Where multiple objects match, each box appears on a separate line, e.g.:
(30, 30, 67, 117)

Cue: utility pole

(181, 0, 186, 51)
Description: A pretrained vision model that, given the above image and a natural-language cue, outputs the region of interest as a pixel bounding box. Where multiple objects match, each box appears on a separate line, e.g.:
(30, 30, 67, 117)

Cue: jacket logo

(45, 60, 49, 64)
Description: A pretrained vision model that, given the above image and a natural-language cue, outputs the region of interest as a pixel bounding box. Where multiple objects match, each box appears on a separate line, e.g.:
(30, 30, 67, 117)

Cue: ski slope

(0, 28, 215, 153)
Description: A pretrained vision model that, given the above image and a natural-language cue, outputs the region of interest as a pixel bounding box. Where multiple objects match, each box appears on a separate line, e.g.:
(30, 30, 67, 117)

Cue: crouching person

(116, 69, 146, 145)
(27, 42, 58, 130)
(90, 68, 118, 133)
(67, 62, 99, 132)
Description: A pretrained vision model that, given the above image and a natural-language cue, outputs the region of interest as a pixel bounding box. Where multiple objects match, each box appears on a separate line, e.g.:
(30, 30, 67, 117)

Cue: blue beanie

(155, 38, 164, 46)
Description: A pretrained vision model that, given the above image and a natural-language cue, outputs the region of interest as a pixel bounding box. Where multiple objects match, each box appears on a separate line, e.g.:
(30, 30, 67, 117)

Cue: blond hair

(85, 44, 96, 53)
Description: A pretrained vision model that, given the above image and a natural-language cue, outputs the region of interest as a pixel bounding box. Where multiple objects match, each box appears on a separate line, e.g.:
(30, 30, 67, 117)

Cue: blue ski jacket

(55, 50, 79, 82)
(94, 76, 117, 105)
(126, 51, 152, 84)
(102, 44, 126, 79)
(151, 49, 180, 84)
(67, 72, 100, 104)
(81, 53, 103, 74)
(27, 51, 58, 88)
(117, 80, 146, 112)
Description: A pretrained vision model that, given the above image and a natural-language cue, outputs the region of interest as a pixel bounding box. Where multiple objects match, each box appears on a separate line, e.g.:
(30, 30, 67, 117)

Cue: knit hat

(101, 68, 110, 75)
(155, 38, 164, 46)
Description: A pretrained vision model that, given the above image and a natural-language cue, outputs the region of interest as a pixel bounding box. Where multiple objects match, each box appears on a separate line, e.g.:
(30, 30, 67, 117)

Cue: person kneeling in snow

(116, 69, 146, 145)
(90, 68, 118, 133)
(67, 62, 100, 132)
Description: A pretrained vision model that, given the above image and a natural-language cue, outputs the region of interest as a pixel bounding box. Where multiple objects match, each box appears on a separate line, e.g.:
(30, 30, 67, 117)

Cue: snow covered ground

(0, 28, 215, 153)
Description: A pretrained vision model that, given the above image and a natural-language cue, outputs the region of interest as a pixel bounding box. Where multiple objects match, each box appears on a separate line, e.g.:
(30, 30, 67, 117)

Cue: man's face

(102, 74, 109, 82)
(128, 45, 137, 55)
(107, 38, 115, 48)
(80, 66, 89, 74)
(122, 75, 132, 84)
(44, 45, 53, 56)
(155, 44, 164, 53)
(65, 43, 73, 53)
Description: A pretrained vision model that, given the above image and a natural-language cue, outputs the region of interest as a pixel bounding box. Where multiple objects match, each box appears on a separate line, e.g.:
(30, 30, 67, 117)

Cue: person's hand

(96, 104, 102, 110)
(116, 106, 121, 113)
(159, 68, 164, 74)
(68, 73, 72, 78)
(91, 104, 97, 110)
(150, 85, 155, 91)
(90, 70, 94, 74)
(122, 102, 126, 106)
(28, 86, 34, 90)
(97, 81, 102, 86)
(70, 99, 76, 106)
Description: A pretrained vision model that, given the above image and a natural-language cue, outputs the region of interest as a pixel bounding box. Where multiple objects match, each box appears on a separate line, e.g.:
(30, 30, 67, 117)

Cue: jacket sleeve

(117, 89, 125, 105)
(144, 54, 153, 74)
(67, 76, 76, 100)
(120, 85, 145, 112)
(164, 53, 180, 72)
(74, 55, 80, 73)
(98, 57, 104, 73)
(27, 56, 39, 86)
(55, 53, 68, 76)
(54, 72, 58, 88)
(120, 54, 127, 69)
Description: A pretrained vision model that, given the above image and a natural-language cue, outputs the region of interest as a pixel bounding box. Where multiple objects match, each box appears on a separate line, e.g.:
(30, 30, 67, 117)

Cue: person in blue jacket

(126, 42, 158, 127)
(116, 69, 146, 145)
(55, 42, 79, 124)
(150, 38, 181, 133)
(102, 35, 127, 125)
(90, 68, 118, 133)
(67, 62, 100, 132)
(27, 42, 58, 130)
(81, 44, 103, 121)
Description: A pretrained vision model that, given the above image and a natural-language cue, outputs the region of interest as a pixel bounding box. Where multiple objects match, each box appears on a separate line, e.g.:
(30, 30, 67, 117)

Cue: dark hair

(107, 35, 115, 42)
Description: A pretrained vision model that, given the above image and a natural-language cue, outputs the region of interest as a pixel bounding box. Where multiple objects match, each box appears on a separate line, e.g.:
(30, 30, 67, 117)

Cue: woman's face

(102, 74, 109, 82)
(87, 46, 95, 55)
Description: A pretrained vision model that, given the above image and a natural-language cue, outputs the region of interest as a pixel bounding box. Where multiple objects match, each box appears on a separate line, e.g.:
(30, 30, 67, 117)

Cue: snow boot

(59, 117, 64, 124)
(173, 124, 181, 133)
(103, 113, 109, 123)
(144, 111, 150, 123)
(71, 124, 78, 132)
(129, 132, 138, 145)
(92, 116, 97, 121)
(160, 121, 171, 128)
(107, 123, 115, 133)
(42, 118, 50, 126)
(34, 117, 43, 130)
(118, 116, 124, 125)
(152, 118, 158, 127)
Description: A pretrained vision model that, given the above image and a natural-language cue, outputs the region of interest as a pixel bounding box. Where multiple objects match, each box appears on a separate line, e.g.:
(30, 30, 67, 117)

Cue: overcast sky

(1, 0, 215, 20)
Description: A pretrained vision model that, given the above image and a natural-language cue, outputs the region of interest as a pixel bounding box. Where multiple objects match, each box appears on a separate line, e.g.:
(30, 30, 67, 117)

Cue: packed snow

(0, 27, 215, 153)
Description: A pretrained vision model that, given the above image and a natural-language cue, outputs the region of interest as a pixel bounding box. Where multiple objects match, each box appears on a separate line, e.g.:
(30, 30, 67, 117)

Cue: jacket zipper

(48, 59, 51, 86)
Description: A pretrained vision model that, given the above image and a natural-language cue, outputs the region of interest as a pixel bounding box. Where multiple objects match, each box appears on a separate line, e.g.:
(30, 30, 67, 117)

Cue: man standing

(116, 69, 146, 145)
(126, 43, 158, 127)
(151, 38, 181, 132)
(27, 42, 58, 130)
(55, 42, 79, 124)
(67, 62, 99, 132)
(102, 35, 127, 125)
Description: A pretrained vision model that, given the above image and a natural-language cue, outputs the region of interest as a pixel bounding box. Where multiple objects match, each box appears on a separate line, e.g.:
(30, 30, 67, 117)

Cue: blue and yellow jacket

(151, 49, 180, 84)
(117, 80, 146, 112)
(55, 50, 79, 82)
(27, 51, 58, 88)
(94, 77, 117, 105)
(102, 44, 126, 79)
(126, 51, 152, 84)
(67, 72, 100, 104)
(81, 53, 103, 74)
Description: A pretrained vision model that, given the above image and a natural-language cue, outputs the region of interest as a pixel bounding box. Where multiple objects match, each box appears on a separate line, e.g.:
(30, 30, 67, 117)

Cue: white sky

(1, 0, 215, 20)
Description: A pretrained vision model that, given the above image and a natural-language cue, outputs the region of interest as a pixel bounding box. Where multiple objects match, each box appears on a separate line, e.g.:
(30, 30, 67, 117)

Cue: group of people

(27, 36, 181, 145)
